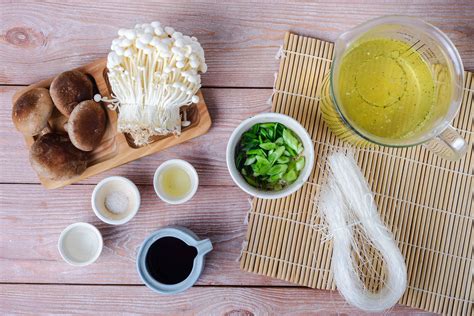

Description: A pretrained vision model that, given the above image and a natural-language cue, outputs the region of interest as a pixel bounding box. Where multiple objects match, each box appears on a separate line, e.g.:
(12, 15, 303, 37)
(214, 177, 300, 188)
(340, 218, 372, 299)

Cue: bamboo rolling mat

(240, 32, 473, 315)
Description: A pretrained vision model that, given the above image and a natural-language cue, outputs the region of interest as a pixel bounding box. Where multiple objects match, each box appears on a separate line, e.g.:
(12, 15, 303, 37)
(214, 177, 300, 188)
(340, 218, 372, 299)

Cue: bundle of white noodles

(104, 22, 207, 146)
(317, 152, 407, 312)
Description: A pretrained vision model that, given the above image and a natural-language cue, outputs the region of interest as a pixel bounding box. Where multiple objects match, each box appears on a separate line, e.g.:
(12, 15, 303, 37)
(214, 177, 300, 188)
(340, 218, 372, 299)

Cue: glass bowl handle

(423, 125, 468, 161)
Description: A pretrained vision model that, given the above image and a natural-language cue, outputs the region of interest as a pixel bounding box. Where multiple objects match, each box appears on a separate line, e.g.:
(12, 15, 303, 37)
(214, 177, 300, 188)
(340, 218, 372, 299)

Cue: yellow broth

(335, 38, 450, 141)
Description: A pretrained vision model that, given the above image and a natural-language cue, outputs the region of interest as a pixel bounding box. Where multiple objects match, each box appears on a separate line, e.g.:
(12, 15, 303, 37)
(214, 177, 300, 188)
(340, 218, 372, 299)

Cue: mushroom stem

(41, 123, 52, 136)
(181, 109, 191, 127)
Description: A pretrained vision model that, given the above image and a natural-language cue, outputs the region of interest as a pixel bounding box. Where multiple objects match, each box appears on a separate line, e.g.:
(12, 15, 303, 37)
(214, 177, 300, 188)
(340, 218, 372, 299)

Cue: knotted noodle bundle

(318, 152, 407, 312)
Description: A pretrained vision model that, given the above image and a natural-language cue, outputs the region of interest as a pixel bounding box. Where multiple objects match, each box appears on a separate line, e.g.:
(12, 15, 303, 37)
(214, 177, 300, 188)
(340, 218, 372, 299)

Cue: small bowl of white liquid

(58, 222, 103, 266)
(153, 159, 199, 204)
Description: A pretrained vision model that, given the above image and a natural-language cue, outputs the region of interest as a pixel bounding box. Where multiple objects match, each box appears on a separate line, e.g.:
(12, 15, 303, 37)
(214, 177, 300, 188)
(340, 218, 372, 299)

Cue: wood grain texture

(0, 1, 473, 87)
(0, 284, 435, 315)
(0, 87, 271, 185)
(1, 2, 470, 314)
(0, 183, 294, 285)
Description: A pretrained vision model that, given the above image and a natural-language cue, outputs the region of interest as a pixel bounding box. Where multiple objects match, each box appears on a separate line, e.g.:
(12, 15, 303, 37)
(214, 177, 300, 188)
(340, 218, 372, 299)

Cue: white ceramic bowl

(153, 159, 199, 204)
(91, 176, 141, 225)
(226, 113, 315, 199)
(58, 222, 103, 266)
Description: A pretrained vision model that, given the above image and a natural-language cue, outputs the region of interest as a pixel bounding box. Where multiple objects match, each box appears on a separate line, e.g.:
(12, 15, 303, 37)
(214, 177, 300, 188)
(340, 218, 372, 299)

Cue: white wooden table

(1, 1, 472, 314)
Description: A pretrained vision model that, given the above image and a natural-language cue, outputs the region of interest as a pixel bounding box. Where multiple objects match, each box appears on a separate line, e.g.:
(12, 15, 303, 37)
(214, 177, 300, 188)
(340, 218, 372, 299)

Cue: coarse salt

(105, 191, 129, 214)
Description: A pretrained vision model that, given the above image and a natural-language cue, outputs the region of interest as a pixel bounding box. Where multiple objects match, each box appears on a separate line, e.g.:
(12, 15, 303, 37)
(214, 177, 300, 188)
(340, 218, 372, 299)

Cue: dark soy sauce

(145, 237, 198, 285)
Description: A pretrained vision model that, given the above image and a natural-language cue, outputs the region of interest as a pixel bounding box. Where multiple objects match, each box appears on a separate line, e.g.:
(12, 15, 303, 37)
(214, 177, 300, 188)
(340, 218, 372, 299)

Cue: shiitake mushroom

(65, 100, 107, 151)
(14, 69, 107, 182)
(12, 87, 54, 136)
(50, 70, 93, 117)
(29, 133, 88, 181)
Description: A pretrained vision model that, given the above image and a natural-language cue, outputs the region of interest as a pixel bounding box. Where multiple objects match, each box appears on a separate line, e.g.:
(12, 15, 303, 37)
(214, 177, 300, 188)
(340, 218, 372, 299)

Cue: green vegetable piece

(297, 144, 304, 154)
(250, 124, 259, 135)
(268, 146, 285, 165)
(235, 152, 244, 167)
(267, 164, 288, 176)
(244, 156, 256, 166)
(259, 123, 276, 129)
(268, 173, 283, 183)
(283, 128, 299, 152)
(256, 155, 270, 163)
(252, 155, 271, 175)
(275, 137, 284, 145)
(273, 183, 283, 191)
(247, 148, 266, 157)
(295, 156, 305, 171)
(285, 146, 297, 157)
(244, 175, 258, 187)
(283, 169, 298, 183)
(243, 131, 257, 139)
(276, 123, 284, 136)
(241, 139, 259, 151)
(277, 156, 290, 164)
(287, 160, 296, 172)
(260, 128, 269, 140)
(259, 142, 276, 150)
(268, 128, 274, 140)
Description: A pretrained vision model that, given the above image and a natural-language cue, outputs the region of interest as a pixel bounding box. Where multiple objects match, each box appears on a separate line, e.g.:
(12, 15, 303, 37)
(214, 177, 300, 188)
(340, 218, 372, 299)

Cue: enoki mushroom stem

(105, 22, 206, 146)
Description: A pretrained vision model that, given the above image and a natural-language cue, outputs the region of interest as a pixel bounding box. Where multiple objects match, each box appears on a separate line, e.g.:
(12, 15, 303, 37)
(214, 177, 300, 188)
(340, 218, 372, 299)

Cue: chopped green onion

(235, 122, 307, 191)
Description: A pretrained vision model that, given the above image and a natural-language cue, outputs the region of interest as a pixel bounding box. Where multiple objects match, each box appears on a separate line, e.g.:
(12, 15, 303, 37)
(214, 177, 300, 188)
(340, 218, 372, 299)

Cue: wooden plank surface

(0, 284, 434, 315)
(1, 0, 472, 314)
(1, 1, 473, 87)
(0, 183, 291, 285)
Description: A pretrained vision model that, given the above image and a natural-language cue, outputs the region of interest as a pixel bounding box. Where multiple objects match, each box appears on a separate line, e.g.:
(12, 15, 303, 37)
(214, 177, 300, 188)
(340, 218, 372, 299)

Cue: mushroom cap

(12, 87, 54, 136)
(29, 133, 88, 181)
(50, 70, 93, 117)
(68, 100, 107, 151)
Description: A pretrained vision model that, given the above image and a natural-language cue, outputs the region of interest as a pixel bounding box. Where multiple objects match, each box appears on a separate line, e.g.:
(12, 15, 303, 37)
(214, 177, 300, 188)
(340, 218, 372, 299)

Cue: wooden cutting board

(12, 59, 212, 189)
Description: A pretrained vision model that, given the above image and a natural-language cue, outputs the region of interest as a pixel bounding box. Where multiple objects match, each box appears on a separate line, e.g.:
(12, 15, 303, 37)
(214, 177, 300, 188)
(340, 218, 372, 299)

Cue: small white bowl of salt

(91, 176, 141, 225)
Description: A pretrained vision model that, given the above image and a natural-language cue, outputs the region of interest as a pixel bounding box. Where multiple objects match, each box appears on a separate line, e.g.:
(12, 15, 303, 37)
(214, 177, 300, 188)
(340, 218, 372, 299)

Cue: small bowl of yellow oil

(153, 159, 199, 204)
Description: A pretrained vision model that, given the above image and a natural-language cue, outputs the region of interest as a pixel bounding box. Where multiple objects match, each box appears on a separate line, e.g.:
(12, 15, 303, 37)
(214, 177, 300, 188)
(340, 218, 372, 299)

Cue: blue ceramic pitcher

(137, 226, 213, 294)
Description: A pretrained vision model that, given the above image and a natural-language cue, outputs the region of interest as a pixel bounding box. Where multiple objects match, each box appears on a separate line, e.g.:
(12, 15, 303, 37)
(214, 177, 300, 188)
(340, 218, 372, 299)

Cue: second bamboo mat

(240, 32, 473, 315)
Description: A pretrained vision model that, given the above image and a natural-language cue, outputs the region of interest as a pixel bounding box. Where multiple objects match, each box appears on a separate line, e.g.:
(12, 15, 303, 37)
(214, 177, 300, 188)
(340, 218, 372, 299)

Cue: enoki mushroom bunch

(317, 152, 407, 312)
(104, 22, 207, 146)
